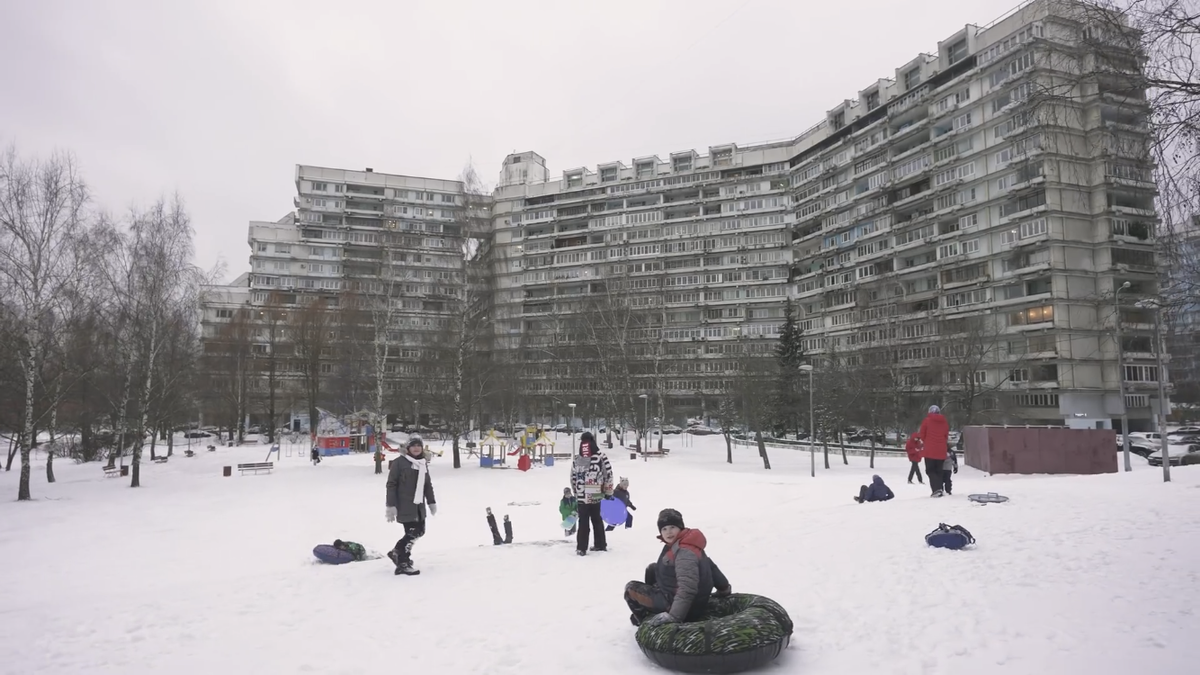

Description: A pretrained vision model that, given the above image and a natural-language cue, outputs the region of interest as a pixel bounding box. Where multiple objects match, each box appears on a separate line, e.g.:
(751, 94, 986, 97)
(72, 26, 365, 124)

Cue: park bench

(103, 465, 121, 478)
(153, 456, 168, 464)
(184, 449, 195, 458)
(237, 462, 274, 476)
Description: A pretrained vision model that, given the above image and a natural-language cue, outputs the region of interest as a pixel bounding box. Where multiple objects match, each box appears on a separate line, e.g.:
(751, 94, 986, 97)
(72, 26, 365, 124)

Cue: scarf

(404, 453, 428, 505)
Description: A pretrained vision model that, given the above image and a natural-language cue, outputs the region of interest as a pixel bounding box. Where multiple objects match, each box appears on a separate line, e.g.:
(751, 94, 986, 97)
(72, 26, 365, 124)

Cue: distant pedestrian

(607, 477, 636, 531)
(913, 405, 951, 497)
(571, 431, 614, 555)
(854, 475, 895, 503)
(942, 447, 959, 495)
(905, 435, 923, 484)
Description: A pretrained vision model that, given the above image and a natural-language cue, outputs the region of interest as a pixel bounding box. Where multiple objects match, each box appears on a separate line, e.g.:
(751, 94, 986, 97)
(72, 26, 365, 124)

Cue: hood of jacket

(661, 528, 707, 560)
(871, 474, 885, 486)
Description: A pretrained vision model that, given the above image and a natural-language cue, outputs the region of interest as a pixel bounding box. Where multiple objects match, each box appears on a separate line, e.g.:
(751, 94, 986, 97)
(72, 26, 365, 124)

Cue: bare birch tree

(0, 145, 89, 500)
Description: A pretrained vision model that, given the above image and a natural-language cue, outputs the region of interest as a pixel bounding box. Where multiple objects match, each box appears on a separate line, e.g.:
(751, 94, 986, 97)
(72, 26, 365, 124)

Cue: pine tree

(772, 301, 805, 435)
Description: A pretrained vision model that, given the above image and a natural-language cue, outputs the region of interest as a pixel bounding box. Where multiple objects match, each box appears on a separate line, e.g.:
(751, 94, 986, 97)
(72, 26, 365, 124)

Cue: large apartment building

(202, 0, 1166, 431)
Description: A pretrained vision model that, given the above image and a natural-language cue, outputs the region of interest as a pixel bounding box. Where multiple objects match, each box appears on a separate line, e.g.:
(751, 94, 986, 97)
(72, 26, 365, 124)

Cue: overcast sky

(1, 0, 1025, 281)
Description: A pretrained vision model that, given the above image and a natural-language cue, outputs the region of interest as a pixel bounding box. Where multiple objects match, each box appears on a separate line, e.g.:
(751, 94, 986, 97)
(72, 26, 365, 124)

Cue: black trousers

(577, 501, 607, 552)
(908, 461, 924, 483)
(393, 512, 426, 563)
(942, 470, 953, 495)
(924, 458, 945, 494)
(624, 564, 670, 621)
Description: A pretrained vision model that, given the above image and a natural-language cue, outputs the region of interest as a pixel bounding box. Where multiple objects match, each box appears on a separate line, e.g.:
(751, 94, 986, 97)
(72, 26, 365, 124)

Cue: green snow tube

(635, 593, 793, 674)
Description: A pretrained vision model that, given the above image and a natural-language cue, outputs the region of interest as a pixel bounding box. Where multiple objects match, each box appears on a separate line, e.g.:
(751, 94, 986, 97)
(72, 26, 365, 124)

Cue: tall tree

(0, 145, 89, 500)
(773, 300, 805, 434)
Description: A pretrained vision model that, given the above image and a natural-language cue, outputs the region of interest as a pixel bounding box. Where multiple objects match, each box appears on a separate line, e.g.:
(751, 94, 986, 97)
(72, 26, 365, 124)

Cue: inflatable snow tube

(313, 544, 356, 564)
(635, 593, 792, 674)
(925, 523, 975, 550)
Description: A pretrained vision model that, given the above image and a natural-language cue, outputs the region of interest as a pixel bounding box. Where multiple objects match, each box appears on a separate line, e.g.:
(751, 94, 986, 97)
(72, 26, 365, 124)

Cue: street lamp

(1135, 298, 1172, 482)
(412, 400, 418, 431)
(568, 403, 577, 453)
(1115, 281, 1133, 472)
(800, 364, 815, 478)
(639, 393, 650, 460)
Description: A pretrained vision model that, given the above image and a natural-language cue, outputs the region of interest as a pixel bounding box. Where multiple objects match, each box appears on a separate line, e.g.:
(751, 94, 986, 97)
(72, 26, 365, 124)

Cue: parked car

(1127, 432, 1163, 448)
(662, 424, 683, 434)
(1147, 444, 1200, 466)
(183, 431, 211, 439)
(684, 425, 718, 436)
(1168, 426, 1200, 437)
(1115, 439, 1156, 459)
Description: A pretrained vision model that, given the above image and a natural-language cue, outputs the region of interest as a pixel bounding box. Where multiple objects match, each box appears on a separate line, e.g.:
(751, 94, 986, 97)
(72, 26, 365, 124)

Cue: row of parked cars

(1119, 427, 1200, 466)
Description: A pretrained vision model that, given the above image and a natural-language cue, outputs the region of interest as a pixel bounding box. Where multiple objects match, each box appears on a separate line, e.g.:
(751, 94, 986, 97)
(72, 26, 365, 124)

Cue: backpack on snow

(925, 523, 975, 550)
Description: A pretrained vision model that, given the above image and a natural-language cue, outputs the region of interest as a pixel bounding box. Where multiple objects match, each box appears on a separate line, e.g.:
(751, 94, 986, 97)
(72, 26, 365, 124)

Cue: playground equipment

(312, 408, 388, 458)
(480, 426, 558, 469)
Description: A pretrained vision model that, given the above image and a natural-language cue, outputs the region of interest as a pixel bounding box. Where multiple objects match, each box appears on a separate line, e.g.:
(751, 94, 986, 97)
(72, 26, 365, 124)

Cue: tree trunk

(149, 430, 158, 461)
(868, 437, 876, 469)
(755, 430, 771, 470)
(724, 432, 733, 464)
(5, 433, 16, 471)
(840, 431, 849, 465)
(167, 428, 174, 457)
(47, 384, 59, 484)
(823, 438, 830, 470)
(110, 362, 135, 470)
(18, 340, 39, 500)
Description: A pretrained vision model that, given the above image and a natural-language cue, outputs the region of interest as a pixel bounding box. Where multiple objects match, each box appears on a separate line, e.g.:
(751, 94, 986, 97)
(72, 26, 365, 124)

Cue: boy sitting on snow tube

(624, 508, 732, 627)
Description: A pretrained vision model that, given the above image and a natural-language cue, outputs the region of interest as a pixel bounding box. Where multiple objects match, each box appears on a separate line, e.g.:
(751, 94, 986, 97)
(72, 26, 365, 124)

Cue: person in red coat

(904, 435, 924, 485)
(913, 405, 951, 497)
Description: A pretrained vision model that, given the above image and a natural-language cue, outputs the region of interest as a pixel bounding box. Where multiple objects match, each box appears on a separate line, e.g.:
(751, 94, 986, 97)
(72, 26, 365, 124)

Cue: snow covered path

(1, 438, 1198, 674)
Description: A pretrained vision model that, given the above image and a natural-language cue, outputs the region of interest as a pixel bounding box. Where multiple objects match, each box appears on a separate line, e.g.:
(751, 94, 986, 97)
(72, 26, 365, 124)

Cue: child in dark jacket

(942, 448, 959, 495)
(385, 436, 437, 576)
(854, 475, 895, 503)
(606, 477, 637, 531)
(559, 487, 577, 536)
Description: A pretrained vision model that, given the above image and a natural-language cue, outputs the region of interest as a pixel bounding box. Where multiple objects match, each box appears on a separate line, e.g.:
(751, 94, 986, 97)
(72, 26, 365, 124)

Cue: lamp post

(639, 393, 649, 460)
(412, 400, 418, 432)
(800, 364, 815, 478)
(1115, 282, 1132, 472)
(1136, 299, 1172, 482)
(568, 403, 576, 453)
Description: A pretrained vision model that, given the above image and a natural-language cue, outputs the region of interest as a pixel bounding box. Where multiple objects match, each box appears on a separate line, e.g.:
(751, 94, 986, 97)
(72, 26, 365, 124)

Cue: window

(938, 242, 960, 259)
(311, 182, 327, 192)
(1124, 365, 1159, 382)
(275, 244, 290, 254)
(1008, 304, 1054, 325)
(953, 112, 974, 131)
(948, 39, 968, 64)
(904, 68, 921, 90)
(600, 167, 618, 182)
(216, 309, 233, 319)
(1019, 218, 1048, 239)
(963, 238, 981, 254)
(959, 213, 978, 230)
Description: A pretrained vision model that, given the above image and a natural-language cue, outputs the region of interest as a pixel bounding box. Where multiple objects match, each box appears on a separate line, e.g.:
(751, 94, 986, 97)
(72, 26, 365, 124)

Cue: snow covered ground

(1, 435, 1198, 675)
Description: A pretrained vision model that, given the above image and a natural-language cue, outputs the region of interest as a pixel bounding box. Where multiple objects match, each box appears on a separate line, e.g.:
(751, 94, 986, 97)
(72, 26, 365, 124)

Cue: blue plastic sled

(313, 544, 356, 565)
(601, 497, 628, 527)
(562, 514, 578, 530)
(925, 523, 975, 550)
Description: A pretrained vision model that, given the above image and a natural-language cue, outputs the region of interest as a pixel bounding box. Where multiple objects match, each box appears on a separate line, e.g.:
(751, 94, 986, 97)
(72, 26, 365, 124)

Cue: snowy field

(1, 435, 1199, 675)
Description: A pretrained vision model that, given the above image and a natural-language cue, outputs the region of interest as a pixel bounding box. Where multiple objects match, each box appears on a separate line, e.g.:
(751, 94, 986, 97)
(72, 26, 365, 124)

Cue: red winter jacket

(914, 412, 950, 460)
(904, 436, 922, 462)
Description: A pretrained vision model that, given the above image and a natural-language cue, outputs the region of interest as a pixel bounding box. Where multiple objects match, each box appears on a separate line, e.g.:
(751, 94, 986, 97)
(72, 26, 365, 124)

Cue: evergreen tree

(772, 301, 805, 435)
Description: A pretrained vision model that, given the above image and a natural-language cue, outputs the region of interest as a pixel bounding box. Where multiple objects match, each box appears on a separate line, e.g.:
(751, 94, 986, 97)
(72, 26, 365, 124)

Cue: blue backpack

(925, 523, 975, 550)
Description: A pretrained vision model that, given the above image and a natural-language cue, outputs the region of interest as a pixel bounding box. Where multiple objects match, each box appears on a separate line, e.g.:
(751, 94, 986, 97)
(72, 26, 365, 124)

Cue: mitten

(428, 503, 438, 516)
(386, 506, 397, 522)
(953, 467, 958, 474)
(644, 612, 676, 628)
(716, 585, 732, 596)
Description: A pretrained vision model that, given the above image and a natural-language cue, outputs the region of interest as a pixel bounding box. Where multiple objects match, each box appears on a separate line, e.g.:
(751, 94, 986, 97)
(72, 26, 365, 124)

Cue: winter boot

(576, 549, 587, 557)
(396, 562, 420, 576)
(590, 546, 607, 552)
(503, 515, 513, 544)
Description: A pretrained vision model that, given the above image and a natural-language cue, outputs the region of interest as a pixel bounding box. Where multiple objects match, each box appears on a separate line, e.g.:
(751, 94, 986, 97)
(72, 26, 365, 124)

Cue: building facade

(202, 0, 1166, 431)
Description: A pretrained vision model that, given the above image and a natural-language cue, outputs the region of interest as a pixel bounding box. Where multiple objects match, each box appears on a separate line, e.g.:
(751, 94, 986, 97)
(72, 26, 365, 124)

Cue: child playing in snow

(943, 447, 959, 495)
(606, 477, 637, 531)
(559, 487, 577, 536)
(385, 435, 437, 576)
